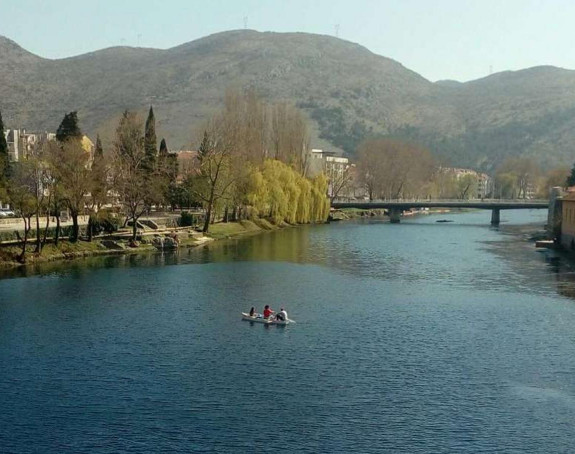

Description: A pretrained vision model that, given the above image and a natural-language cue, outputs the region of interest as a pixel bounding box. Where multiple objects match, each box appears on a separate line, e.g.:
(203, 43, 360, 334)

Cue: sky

(1, 0, 574, 82)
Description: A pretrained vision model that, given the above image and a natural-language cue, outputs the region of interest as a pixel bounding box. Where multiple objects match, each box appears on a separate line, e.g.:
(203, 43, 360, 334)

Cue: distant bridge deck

(331, 199, 549, 224)
(331, 200, 548, 210)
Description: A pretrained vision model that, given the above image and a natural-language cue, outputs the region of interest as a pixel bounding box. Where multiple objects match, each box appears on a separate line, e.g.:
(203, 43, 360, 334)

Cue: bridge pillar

(389, 208, 401, 223)
(491, 208, 500, 225)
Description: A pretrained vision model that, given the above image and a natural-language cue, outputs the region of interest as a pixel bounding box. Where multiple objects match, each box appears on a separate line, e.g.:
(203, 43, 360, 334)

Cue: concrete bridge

(331, 200, 549, 225)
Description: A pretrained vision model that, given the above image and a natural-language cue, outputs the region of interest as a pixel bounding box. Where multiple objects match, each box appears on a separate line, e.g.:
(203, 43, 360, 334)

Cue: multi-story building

(5, 129, 57, 162)
(476, 172, 493, 199)
(4, 129, 95, 163)
(306, 149, 354, 199)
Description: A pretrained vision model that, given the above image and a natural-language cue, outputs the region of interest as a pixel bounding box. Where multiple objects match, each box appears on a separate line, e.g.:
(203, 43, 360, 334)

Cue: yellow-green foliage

(245, 159, 329, 224)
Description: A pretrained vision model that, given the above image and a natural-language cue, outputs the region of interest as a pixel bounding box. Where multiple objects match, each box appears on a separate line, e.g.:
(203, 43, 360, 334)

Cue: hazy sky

(1, 0, 574, 82)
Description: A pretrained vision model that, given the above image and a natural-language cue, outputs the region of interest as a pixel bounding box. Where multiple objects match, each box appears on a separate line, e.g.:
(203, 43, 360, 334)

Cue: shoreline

(0, 207, 545, 275)
(0, 218, 298, 273)
(0, 208, 466, 272)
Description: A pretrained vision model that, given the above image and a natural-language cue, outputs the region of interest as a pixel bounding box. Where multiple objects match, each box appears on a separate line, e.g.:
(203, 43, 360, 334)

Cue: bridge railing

(332, 198, 549, 204)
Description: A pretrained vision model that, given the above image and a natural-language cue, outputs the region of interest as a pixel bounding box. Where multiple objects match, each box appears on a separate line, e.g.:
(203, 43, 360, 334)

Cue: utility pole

(335, 24, 340, 38)
(243, 16, 248, 29)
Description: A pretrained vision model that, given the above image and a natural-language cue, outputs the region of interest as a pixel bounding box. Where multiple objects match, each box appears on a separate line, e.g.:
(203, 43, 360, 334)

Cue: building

(306, 149, 354, 199)
(476, 172, 493, 199)
(5, 129, 57, 162)
(4, 129, 94, 163)
(561, 191, 575, 250)
(307, 149, 350, 178)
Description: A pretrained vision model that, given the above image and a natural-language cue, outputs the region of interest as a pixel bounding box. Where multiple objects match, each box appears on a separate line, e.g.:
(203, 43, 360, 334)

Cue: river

(1, 210, 575, 453)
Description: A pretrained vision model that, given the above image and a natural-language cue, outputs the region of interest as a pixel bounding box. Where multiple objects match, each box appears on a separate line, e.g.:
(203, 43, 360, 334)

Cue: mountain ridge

(1, 30, 575, 171)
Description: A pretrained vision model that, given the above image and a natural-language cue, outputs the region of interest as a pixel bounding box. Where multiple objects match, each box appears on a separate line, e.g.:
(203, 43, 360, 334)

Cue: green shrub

(180, 211, 196, 227)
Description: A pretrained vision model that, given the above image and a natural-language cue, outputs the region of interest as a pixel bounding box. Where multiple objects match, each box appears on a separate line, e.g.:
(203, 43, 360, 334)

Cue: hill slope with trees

(2, 30, 575, 171)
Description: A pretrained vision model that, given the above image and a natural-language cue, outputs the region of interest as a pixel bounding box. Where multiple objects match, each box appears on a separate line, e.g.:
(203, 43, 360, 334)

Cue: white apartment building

(306, 149, 354, 199)
(4, 129, 56, 162)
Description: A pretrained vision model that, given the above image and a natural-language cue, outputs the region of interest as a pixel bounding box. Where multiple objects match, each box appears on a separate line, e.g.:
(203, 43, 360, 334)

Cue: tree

(192, 126, 236, 233)
(567, 162, 575, 187)
(356, 138, 435, 200)
(356, 140, 385, 201)
(86, 135, 109, 241)
(156, 137, 178, 208)
(112, 111, 150, 240)
(56, 111, 82, 142)
(270, 101, 309, 174)
(326, 162, 353, 202)
(53, 140, 91, 241)
(7, 160, 37, 262)
(0, 110, 10, 207)
(143, 106, 157, 173)
(0, 109, 9, 183)
(159, 138, 168, 155)
(495, 157, 540, 199)
(455, 174, 477, 200)
(26, 145, 51, 252)
(539, 166, 569, 198)
(44, 142, 65, 245)
(432, 170, 458, 199)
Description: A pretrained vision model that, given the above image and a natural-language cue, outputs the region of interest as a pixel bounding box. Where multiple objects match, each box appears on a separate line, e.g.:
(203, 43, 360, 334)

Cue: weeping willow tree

(189, 89, 329, 227)
(243, 159, 329, 225)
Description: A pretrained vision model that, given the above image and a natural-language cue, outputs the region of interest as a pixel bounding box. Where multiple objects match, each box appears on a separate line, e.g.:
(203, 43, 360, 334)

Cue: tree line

(0, 90, 330, 262)
(353, 137, 571, 201)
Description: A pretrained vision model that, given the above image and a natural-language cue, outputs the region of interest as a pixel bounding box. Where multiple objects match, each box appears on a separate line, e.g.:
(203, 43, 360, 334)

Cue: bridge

(331, 200, 549, 225)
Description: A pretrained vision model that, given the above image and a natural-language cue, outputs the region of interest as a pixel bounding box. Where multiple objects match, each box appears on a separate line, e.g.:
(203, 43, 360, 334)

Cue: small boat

(241, 313, 290, 325)
(436, 219, 454, 223)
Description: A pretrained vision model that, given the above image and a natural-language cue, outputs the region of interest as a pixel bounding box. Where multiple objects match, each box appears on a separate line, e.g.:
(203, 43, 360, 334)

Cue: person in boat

(263, 305, 274, 319)
(276, 307, 288, 322)
(249, 307, 256, 317)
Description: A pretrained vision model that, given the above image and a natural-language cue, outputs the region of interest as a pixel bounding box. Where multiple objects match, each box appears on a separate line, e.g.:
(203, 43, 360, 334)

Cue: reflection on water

(5, 210, 575, 302)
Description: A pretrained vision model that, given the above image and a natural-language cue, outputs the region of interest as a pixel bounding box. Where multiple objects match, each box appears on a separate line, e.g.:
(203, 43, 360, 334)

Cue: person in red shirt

(263, 305, 274, 319)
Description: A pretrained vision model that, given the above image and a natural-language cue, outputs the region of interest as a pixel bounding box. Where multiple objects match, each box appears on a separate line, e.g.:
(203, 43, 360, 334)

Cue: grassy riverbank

(0, 219, 289, 271)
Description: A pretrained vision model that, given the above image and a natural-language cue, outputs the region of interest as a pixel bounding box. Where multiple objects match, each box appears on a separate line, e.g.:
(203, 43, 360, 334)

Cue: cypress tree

(567, 163, 575, 187)
(0, 109, 9, 181)
(56, 111, 82, 142)
(94, 134, 104, 158)
(159, 137, 168, 156)
(144, 106, 157, 172)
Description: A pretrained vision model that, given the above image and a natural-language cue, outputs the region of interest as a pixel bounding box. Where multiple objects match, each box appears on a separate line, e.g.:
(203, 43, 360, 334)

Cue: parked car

(0, 209, 15, 217)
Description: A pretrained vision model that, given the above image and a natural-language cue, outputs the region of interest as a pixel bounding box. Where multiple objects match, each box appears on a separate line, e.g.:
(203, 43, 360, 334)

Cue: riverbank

(0, 218, 293, 272)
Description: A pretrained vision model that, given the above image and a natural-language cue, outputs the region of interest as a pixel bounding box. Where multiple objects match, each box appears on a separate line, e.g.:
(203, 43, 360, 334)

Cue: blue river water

(1, 210, 575, 453)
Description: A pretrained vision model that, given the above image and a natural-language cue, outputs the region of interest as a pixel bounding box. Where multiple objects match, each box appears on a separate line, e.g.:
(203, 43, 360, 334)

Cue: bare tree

(496, 157, 540, 199)
(86, 137, 109, 241)
(192, 122, 236, 233)
(357, 138, 435, 200)
(7, 161, 37, 262)
(326, 162, 354, 202)
(52, 140, 91, 241)
(112, 111, 150, 240)
(270, 102, 309, 174)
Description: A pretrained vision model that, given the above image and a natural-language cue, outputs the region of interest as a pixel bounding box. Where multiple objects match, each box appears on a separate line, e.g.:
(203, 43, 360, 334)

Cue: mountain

(1, 30, 575, 171)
